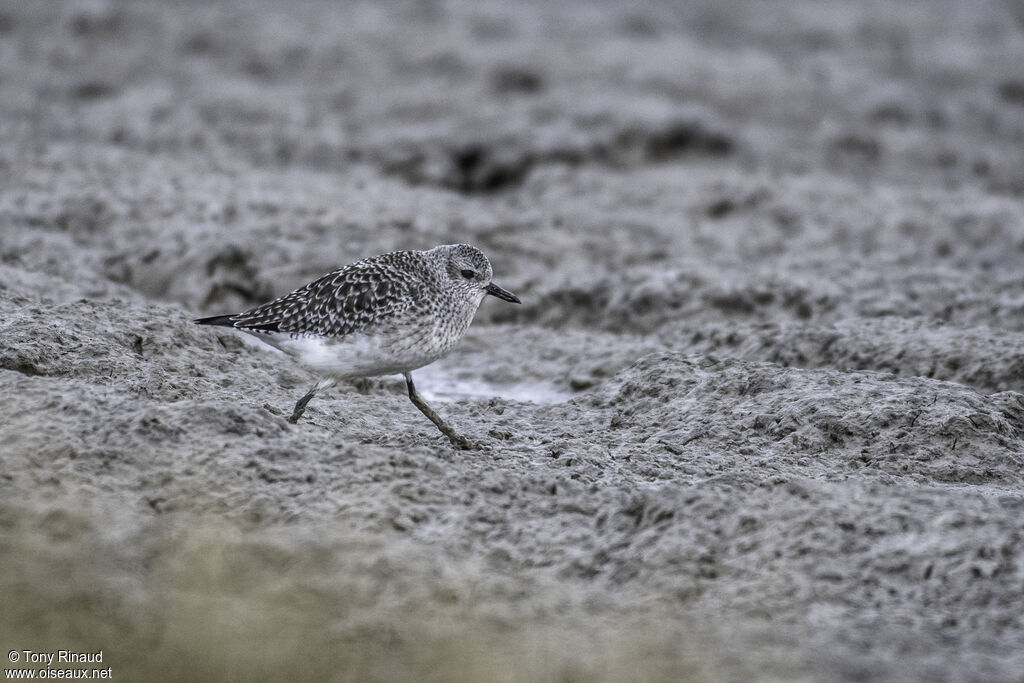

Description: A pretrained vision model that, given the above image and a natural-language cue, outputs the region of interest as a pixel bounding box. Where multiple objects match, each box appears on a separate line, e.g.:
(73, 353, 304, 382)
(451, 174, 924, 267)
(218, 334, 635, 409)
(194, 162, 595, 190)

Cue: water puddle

(414, 364, 572, 404)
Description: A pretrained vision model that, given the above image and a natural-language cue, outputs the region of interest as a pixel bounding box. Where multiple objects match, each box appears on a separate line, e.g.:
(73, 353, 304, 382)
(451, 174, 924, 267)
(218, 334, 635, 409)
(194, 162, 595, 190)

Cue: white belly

(254, 329, 447, 379)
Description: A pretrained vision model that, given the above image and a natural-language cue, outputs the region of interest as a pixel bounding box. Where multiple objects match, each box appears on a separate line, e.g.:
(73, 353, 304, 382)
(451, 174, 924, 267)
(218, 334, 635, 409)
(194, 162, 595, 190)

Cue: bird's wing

(228, 257, 421, 337)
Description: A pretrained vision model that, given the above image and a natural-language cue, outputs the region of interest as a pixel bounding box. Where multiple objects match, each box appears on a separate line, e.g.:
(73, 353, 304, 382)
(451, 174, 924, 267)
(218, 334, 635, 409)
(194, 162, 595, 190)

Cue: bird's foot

(446, 431, 478, 451)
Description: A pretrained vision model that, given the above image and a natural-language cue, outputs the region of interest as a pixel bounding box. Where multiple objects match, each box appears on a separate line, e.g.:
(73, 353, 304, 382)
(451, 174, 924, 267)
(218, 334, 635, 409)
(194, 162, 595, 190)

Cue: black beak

(485, 282, 521, 304)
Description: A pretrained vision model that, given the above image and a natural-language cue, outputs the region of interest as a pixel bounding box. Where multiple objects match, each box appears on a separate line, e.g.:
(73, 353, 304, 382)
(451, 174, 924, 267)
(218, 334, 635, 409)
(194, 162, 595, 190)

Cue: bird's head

(434, 243, 521, 305)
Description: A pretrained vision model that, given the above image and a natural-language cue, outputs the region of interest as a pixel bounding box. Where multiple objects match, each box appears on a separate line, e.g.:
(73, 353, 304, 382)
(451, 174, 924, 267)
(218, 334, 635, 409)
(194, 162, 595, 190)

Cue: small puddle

(415, 364, 572, 404)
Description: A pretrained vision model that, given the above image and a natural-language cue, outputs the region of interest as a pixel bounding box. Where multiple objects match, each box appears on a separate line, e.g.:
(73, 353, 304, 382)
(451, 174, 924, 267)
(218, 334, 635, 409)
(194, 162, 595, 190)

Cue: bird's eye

(460, 269, 475, 280)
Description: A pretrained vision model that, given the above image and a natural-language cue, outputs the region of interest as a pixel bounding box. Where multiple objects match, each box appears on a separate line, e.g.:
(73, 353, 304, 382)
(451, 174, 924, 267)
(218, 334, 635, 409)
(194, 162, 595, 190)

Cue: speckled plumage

(195, 244, 521, 447)
(228, 250, 427, 339)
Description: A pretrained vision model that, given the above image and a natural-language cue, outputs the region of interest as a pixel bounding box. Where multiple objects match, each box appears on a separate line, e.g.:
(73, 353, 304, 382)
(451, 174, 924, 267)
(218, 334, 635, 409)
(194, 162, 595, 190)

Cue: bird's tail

(194, 314, 237, 327)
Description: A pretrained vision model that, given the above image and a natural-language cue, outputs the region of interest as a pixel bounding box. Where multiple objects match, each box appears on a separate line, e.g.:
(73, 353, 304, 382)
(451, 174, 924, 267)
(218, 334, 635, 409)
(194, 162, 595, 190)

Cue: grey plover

(195, 244, 521, 449)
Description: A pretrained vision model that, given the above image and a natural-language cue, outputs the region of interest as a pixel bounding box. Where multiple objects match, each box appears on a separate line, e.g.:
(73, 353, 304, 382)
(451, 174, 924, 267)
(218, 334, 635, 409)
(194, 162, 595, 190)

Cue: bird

(194, 244, 521, 449)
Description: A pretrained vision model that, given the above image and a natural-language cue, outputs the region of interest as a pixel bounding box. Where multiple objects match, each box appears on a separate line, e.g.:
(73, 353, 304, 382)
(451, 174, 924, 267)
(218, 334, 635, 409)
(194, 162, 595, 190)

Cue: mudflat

(2, 1, 1024, 680)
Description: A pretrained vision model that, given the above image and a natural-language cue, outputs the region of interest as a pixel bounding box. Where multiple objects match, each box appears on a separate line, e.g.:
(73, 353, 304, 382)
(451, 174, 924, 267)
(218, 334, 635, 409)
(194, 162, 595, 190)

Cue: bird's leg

(287, 378, 334, 424)
(287, 390, 316, 424)
(404, 372, 473, 450)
